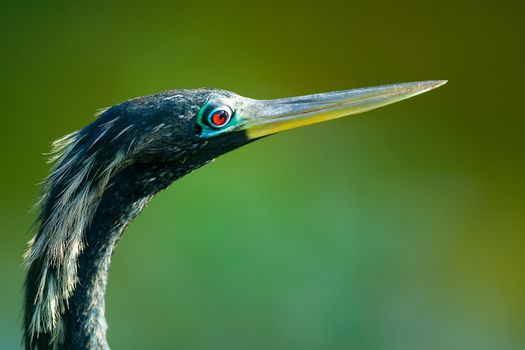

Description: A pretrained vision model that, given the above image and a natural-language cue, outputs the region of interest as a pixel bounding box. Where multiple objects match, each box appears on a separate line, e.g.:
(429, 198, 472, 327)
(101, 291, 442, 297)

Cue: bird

(23, 80, 446, 349)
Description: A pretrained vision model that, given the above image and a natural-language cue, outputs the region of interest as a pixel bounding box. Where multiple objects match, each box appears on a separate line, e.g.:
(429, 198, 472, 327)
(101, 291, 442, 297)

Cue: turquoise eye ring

(207, 106, 233, 129)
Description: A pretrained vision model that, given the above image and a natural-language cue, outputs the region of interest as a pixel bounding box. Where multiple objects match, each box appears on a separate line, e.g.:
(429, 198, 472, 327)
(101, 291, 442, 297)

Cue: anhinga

(23, 80, 446, 349)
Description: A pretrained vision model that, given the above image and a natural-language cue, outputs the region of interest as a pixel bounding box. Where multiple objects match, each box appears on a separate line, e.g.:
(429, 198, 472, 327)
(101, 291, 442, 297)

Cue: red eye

(207, 108, 232, 128)
(212, 111, 227, 125)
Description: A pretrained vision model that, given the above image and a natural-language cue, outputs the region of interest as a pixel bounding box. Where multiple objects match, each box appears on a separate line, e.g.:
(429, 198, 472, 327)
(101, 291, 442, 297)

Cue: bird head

(100, 80, 447, 175)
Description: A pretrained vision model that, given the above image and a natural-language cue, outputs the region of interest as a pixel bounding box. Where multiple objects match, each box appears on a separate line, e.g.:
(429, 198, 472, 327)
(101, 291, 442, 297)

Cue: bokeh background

(1, 0, 523, 349)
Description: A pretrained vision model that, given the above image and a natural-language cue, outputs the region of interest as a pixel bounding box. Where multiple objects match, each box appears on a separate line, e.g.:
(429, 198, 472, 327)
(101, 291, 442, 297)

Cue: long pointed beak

(240, 80, 447, 139)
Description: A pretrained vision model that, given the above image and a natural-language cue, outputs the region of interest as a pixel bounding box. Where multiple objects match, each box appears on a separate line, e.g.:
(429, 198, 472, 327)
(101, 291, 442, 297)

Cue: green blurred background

(1, 0, 523, 349)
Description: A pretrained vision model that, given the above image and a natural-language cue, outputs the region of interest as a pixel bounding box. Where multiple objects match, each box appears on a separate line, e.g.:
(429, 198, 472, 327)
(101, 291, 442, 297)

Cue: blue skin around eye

(207, 108, 231, 128)
(198, 102, 241, 138)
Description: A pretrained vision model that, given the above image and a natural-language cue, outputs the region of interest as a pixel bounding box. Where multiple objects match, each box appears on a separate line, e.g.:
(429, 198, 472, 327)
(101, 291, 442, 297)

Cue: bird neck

(25, 160, 191, 349)
(61, 163, 165, 349)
